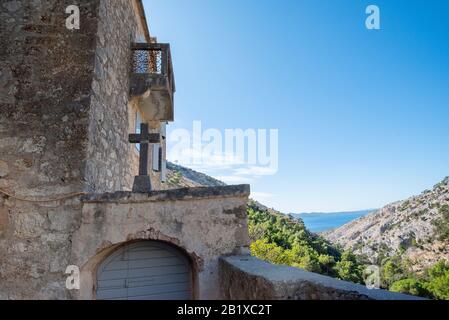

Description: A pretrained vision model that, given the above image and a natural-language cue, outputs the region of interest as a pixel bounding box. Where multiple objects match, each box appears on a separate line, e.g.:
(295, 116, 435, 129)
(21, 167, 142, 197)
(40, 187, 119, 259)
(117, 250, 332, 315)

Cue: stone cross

(129, 123, 160, 192)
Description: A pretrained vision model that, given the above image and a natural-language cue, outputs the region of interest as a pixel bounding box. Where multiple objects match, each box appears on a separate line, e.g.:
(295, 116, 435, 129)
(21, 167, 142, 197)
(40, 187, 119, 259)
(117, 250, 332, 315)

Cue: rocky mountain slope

(323, 177, 449, 272)
(164, 162, 226, 188)
(166, 167, 449, 298)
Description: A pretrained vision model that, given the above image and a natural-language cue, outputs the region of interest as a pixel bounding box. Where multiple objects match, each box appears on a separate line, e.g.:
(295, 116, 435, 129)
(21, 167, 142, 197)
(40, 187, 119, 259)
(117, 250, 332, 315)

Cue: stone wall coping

(81, 184, 250, 203)
(221, 255, 425, 300)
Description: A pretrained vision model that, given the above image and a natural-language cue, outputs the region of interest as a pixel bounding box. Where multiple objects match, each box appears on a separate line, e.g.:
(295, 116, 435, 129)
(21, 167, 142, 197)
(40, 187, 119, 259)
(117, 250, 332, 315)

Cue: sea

(294, 209, 376, 233)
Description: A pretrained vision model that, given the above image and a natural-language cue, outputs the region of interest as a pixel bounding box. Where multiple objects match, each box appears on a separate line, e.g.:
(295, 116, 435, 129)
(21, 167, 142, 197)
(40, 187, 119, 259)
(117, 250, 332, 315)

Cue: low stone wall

(220, 256, 423, 300)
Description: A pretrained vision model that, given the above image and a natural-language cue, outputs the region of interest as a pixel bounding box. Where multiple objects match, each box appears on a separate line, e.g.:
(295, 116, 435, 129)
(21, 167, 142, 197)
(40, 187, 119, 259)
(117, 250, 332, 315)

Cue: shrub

(334, 251, 364, 284)
(424, 261, 449, 300)
(167, 170, 182, 185)
(247, 203, 345, 277)
(381, 259, 405, 288)
(390, 278, 428, 297)
(250, 238, 289, 265)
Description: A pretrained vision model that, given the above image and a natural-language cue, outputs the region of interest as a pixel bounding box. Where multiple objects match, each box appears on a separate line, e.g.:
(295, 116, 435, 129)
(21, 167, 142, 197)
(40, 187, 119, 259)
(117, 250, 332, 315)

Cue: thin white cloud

(168, 144, 278, 185)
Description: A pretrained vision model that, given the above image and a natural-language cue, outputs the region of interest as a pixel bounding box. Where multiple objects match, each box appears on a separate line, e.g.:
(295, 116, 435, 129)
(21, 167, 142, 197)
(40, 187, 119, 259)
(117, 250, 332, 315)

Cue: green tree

(318, 254, 336, 275)
(335, 251, 364, 284)
(247, 202, 383, 288)
(390, 278, 428, 297)
(250, 239, 289, 265)
(381, 259, 405, 288)
(424, 261, 449, 300)
(296, 253, 321, 273)
(247, 202, 342, 276)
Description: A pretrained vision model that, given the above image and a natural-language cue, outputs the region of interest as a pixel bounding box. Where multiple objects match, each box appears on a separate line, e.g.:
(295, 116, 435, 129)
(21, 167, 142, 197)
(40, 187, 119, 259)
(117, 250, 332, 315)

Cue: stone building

(0, 0, 417, 300)
(0, 0, 250, 299)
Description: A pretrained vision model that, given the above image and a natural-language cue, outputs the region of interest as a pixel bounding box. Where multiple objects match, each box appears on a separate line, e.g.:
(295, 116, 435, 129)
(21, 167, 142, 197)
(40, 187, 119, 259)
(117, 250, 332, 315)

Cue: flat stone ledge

(220, 255, 424, 300)
(81, 184, 250, 203)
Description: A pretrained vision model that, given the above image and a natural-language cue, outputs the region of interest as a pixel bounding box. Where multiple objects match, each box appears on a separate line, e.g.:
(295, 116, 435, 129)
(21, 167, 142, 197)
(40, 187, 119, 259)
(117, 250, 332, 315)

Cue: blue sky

(143, 0, 449, 213)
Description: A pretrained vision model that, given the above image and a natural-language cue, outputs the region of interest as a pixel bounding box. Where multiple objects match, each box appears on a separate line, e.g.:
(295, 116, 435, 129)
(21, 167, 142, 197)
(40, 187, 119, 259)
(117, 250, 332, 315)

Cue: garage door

(96, 241, 192, 300)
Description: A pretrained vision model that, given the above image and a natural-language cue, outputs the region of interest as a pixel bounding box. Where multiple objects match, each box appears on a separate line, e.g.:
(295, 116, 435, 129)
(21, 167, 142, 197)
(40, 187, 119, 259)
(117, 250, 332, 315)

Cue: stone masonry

(0, 0, 169, 299)
(74, 185, 250, 300)
(87, 0, 148, 193)
(1, 0, 100, 299)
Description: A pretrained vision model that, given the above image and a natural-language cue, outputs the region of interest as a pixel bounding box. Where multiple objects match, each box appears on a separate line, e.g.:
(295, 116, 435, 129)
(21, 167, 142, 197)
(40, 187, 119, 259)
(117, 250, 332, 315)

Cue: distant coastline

(293, 209, 377, 233)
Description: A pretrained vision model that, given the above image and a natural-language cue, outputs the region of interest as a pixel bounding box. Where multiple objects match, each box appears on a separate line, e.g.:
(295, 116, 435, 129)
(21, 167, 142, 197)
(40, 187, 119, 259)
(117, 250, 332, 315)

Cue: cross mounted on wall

(129, 123, 160, 193)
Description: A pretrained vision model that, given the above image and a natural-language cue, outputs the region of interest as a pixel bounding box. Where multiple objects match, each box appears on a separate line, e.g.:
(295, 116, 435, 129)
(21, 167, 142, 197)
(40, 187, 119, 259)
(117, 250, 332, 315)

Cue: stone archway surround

(88, 240, 196, 300)
(75, 234, 201, 300)
(70, 186, 251, 300)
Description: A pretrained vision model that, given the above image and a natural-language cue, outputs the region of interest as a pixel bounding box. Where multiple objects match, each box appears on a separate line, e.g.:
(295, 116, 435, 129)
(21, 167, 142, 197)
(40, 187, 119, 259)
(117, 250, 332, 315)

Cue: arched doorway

(96, 241, 193, 300)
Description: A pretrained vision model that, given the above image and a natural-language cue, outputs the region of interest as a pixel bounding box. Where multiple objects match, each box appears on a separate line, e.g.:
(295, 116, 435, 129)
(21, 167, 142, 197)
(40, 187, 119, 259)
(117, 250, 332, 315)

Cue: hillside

(164, 164, 449, 298)
(165, 162, 226, 188)
(164, 163, 366, 282)
(323, 177, 449, 272)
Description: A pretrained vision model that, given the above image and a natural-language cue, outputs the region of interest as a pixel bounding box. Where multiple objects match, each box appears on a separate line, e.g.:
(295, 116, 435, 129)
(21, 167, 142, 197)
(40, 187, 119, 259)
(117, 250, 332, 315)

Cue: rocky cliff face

(323, 178, 449, 272)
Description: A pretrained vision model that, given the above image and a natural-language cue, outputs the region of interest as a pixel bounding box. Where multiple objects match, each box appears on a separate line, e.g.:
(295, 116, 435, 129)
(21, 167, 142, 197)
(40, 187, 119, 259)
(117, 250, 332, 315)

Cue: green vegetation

(247, 201, 364, 282)
(380, 257, 406, 288)
(246, 173, 449, 298)
(390, 278, 428, 297)
(247, 200, 449, 299)
(167, 170, 182, 185)
(423, 261, 449, 299)
(388, 261, 449, 299)
(334, 251, 364, 283)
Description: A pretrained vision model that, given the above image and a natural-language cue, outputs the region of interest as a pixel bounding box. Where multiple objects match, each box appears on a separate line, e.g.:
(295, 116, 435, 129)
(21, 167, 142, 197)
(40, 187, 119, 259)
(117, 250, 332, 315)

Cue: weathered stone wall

(220, 256, 423, 300)
(86, 0, 148, 193)
(0, 0, 99, 196)
(0, 0, 100, 299)
(0, 0, 156, 299)
(0, 0, 157, 194)
(73, 185, 251, 300)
